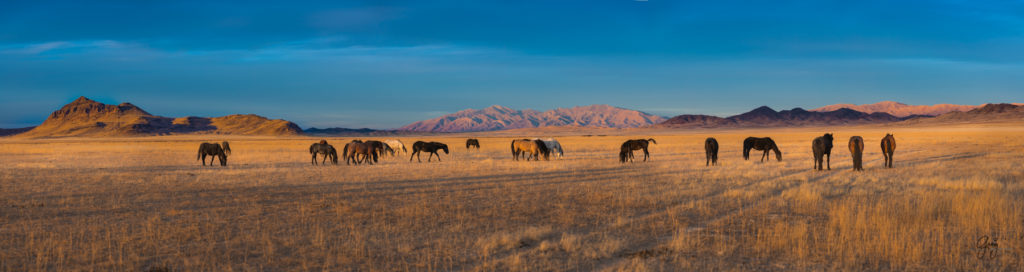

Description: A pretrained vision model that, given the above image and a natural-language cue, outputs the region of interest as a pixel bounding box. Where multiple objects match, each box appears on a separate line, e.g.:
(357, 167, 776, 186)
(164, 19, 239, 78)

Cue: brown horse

(344, 141, 378, 165)
(849, 136, 864, 171)
(466, 138, 480, 150)
(705, 137, 719, 166)
(881, 134, 896, 168)
(619, 139, 656, 163)
(197, 141, 231, 166)
(812, 133, 834, 170)
(512, 139, 549, 161)
(743, 137, 781, 162)
(410, 141, 449, 162)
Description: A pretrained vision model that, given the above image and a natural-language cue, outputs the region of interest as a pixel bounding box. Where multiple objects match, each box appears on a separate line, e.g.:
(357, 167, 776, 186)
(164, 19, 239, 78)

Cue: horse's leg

(826, 153, 831, 170)
(761, 150, 766, 162)
(410, 150, 416, 162)
(888, 152, 894, 168)
(201, 154, 206, 166)
(321, 154, 328, 165)
(643, 148, 649, 162)
(436, 151, 442, 162)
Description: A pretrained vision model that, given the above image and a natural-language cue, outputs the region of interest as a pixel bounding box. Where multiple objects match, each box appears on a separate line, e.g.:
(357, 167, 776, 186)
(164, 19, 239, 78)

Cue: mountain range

(657, 106, 907, 128)
(14, 97, 302, 138)
(3, 98, 1022, 138)
(399, 105, 666, 132)
(810, 101, 1023, 117)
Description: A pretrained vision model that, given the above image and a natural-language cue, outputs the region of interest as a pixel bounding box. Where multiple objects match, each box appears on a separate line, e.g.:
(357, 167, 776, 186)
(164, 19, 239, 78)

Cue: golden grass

(1, 125, 1023, 271)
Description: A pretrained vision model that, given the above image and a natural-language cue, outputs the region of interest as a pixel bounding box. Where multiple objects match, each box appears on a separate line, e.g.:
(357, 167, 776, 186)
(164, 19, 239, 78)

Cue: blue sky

(1, 0, 1022, 129)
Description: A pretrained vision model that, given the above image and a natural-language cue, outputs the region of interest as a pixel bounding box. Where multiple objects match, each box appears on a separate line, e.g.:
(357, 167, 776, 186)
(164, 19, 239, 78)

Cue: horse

(705, 137, 719, 166)
(812, 133, 834, 170)
(619, 138, 656, 163)
(410, 141, 449, 162)
(466, 139, 480, 150)
(881, 134, 896, 168)
(344, 141, 378, 165)
(309, 140, 338, 165)
(197, 141, 231, 166)
(849, 136, 864, 171)
(343, 140, 365, 165)
(364, 140, 394, 160)
(743, 137, 781, 162)
(383, 139, 408, 155)
(511, 139, 550, 161)
(533, 138, 564, 158)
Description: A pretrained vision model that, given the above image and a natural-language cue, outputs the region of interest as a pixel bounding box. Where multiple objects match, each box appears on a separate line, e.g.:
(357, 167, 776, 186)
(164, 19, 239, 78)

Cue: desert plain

(1, 124, 1023, 271)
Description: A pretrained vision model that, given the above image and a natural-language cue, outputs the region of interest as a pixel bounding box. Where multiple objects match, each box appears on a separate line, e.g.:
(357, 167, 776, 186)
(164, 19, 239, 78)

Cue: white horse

(533, 138, 564, 158)
(383, 139, 408, 155)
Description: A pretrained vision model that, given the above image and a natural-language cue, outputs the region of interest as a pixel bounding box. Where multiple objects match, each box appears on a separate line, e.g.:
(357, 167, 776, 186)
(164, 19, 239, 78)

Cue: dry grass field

(2, 125, 1023, 271)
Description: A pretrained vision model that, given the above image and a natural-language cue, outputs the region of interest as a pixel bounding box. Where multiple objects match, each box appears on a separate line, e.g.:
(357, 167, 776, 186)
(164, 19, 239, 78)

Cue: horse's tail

(309, 144, 316, 154)
(647, 138, 657, 144)
(510, 140, 516, 157)
(197, 144, 202, 160)
(221, 141, 231, 155)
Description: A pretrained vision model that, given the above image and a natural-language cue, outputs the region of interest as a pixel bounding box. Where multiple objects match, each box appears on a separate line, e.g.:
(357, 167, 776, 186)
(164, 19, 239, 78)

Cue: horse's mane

(221, 141, 231, 155)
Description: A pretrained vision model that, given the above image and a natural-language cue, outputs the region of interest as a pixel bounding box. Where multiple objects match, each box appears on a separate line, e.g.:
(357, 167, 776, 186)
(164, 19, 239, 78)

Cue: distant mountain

(902, 103, 1024, 124)
(811, 101, 1000, 117)
(400, 105, 666, 132)
(16, 97, 302, 137)
(304, 127, 415, 136)
(0, 126, 34, 137)
(658, 106, 905, 128)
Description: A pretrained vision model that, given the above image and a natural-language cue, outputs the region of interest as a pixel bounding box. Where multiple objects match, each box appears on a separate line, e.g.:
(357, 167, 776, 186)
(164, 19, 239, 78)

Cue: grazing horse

(344, 141, 378, 165)
(197, 141, 231, 166)
(466, 138, 480, 150)
(705, 137, 719, 166)
(364, 140, 394, 160)
(383, 139, 408, 155)
(849, 136, 864, 171)
(410, 141, 449, 162)
(743, 137, 781, 162)
(533, 138, 564, 158)
(812, 133, 834, 170)
(619, 139, 657, 163)
(881, 134, 896, 168)
(309, 140, 338, 165)
(512, 139, 550, 161)
(346, 141, 370, 164)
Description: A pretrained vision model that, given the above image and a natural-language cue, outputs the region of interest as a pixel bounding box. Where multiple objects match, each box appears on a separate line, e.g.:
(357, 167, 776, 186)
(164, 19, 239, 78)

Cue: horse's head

(385, 144, 395, 156)
(441, 143, 449, 154)
(221, 141, 231, 155)
(319, 139, 328, 145)
(218, 153, 228, 166)
(774, 148, 782, 161)
(823, 133, 834, 148)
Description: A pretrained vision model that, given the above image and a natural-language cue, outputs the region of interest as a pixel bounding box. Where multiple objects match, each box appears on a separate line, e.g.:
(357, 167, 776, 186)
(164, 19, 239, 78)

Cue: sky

(1, 0, 1023, 129)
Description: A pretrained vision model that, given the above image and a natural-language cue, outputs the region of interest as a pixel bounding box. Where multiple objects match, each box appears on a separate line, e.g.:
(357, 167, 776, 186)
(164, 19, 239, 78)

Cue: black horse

(310, 140, 338, 165)
(849, 136, 864, 171)
(364, 140, 394, 161)
(466, 138, 480, 150)
(743, 137, 781, 162)
(812, 133, 834, 170)
(411, 141, 449, 162)
(881, 134, 896, 168)
(705, 137, 719, 166)
(197, 141, 231, 166)
(619, 138, 657, 163)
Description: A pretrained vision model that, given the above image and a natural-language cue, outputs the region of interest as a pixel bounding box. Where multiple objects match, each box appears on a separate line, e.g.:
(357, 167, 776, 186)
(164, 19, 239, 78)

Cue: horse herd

(196, 134, 897, 171)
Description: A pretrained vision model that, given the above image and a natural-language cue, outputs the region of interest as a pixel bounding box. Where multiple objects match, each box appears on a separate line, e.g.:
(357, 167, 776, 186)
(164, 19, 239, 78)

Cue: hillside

(15, 97, 302, 138)
(400, 105, 666, 132)
(900, 103, 1024, 124)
